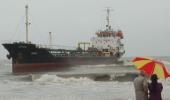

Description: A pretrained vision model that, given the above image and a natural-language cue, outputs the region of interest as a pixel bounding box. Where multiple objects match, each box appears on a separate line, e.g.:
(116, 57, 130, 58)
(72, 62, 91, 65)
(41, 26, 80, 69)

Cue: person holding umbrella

(148, 74, 163, 100)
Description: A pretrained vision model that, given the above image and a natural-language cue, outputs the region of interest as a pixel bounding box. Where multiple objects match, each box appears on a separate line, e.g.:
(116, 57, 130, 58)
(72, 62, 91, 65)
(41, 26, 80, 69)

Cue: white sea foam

(161, 60, 170, 66)
(1, 78, 170, 100)
(33, 74, 93, 83)
(79, 64, 112, 68)
(95, 64, 113, 67)
(124, 61, 133, 66)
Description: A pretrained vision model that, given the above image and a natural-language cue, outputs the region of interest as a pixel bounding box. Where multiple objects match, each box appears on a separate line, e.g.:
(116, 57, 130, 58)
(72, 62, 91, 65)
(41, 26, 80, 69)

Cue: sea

(0, 56, 170, 100)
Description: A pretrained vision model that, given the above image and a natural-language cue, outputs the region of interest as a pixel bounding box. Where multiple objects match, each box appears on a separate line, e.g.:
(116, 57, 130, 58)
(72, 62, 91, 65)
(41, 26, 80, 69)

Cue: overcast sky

(0, 0, 169, 59)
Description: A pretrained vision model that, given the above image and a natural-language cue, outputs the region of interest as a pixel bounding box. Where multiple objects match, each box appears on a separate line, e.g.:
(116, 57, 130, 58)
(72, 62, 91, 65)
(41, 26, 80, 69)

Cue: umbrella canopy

(132, 57, 170, 79)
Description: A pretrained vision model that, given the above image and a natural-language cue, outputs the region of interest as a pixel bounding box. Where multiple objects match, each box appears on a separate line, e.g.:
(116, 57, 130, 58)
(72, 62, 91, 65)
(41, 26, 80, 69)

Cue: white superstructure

(90, 8, 125, 57)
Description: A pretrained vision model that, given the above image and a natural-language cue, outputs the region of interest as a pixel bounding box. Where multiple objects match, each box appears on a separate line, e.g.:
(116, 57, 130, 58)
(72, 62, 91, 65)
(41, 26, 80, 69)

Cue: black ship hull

(2, 42, 122, 73)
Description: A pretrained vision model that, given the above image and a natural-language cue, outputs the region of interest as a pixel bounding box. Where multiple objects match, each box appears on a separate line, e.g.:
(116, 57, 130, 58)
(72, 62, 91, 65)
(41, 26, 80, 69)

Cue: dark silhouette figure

(148, 74, 163, 100)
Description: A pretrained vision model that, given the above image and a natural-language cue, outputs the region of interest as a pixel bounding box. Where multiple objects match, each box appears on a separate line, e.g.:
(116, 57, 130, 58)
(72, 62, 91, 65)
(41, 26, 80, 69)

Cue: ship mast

(25, 4, 29, 43)
(106, 8, 112, 30)
(49, 32, 52, 47)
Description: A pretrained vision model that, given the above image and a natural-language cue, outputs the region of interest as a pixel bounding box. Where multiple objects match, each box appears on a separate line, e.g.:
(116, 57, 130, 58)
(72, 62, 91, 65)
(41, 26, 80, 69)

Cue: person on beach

(134, 71, 148, 100)
(148, 74, 163, 100)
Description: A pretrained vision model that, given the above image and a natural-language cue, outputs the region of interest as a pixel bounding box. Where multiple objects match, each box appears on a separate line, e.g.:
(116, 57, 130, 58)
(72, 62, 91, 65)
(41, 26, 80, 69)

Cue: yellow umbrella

(132, 57, 170, 79)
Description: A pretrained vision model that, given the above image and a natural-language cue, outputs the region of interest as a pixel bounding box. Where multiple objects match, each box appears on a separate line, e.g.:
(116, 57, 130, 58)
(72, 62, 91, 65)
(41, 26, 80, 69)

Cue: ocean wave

(29, 71, 138, 83)
(111, 72, 138, 82)
(78, 64, 118, 68)
(161, 60, 170, 66)
(123, 61, 133, 66)
(32, 74, 93, 83)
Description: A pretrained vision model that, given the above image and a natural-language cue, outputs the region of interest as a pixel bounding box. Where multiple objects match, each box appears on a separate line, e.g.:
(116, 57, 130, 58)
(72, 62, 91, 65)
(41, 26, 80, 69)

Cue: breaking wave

(28, 71, 138, 83)
(161, 60, 170, 66)
(78, 64, 120, 68)
(31, 74, 93, 83)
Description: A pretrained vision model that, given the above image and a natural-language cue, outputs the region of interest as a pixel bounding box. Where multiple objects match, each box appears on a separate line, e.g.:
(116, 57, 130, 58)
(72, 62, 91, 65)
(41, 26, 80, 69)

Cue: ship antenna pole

(106, 7, 112, 30)
(25, 4, 29, 43)
(49, 32, 52, 47)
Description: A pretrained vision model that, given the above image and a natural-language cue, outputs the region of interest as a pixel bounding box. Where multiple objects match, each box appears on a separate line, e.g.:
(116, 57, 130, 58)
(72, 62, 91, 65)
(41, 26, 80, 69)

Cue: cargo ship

(2, 5, 125, 73)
